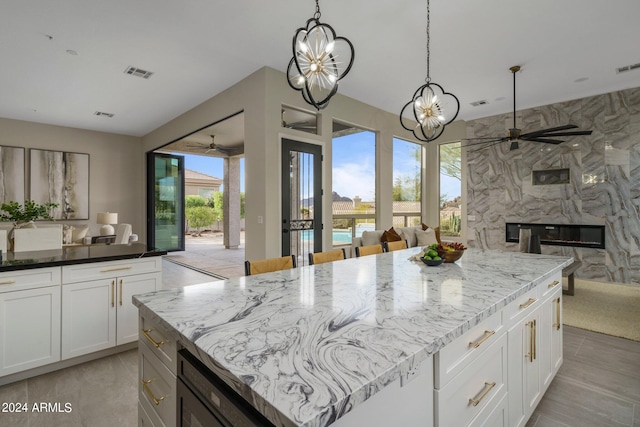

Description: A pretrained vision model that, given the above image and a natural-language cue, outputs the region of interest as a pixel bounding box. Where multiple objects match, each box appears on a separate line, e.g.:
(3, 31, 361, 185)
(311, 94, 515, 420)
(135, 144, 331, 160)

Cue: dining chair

(244, 255, 297, 276)
(308, 249, 346, 265)
(355, 244, 383, 257)
(383, 240, 408, 252)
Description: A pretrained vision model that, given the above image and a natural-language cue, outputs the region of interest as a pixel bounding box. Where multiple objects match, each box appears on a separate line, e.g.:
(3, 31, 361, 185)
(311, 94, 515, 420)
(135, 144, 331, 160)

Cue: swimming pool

(300, 224, 376, 244)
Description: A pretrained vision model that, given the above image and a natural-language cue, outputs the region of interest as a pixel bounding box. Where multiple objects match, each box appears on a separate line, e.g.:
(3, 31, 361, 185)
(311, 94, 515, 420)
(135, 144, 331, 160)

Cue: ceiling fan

(465, 65, 592, 152)
(281, 109, 316, 131)
(187, 135, 234, 155)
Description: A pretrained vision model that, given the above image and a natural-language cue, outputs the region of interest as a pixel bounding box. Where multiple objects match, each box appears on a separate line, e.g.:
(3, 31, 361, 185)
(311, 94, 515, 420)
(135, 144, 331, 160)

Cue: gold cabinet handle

(519, 297, 537, 309)
(111, 280, 115, 307)
(0, 279, 16, 285)
(468, 330, 495, 349)
(142, 328, 167, 348)
(525, 320, 535, 362)
(533, 319, 537, 360)
(469, 381, 496, 407)
(553, 297, 561, 330)
(548, 280, 560, 289)
(100, 266, 133, 273)
(119, 279, 123, 306)
(141, 379, 165, 406)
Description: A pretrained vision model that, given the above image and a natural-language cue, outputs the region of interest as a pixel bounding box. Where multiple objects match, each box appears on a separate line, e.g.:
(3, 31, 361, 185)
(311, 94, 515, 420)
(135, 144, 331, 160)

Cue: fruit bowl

(442, 249, 464, 263)
(421, 257, 444, 266)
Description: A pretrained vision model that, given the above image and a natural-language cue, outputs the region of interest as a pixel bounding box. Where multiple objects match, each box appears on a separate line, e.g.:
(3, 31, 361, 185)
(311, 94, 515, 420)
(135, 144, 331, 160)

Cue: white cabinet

(0, 270, 61, 376)
(62, 258, 162, 360)
(540, 280, 563, 391)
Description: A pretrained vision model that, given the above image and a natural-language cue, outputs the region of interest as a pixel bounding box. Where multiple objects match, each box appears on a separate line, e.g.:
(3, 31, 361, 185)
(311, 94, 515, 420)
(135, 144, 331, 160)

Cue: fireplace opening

(505, 223, 605, 249)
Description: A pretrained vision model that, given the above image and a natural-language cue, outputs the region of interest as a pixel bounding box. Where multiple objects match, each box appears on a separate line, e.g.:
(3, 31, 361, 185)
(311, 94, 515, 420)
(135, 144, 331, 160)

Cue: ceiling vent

(616, 62, 640, 74)
(94, 111, 114, 118)
(470, 100, 489, 107)
(124, 66, 154, 79)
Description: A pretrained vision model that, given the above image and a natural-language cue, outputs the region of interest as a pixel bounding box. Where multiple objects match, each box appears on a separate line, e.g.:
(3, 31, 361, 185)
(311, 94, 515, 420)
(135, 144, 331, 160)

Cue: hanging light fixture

(286, 0, 355, 110)
(400, 0, 459, 142)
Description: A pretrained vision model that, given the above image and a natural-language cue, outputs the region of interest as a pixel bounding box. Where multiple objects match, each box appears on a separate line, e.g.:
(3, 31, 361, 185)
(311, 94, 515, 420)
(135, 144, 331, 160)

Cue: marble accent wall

(466, 87, 640, 286)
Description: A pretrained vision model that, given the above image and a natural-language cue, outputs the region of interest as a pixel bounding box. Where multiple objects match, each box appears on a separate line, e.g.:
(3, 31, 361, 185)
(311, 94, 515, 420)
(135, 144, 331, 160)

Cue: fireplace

(505, 223, 605, 249)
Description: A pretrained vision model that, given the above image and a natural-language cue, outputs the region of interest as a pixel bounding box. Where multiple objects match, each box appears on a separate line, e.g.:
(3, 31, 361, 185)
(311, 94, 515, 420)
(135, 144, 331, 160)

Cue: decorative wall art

(30, 149, 89, 220)
(0, 145, 25, 204)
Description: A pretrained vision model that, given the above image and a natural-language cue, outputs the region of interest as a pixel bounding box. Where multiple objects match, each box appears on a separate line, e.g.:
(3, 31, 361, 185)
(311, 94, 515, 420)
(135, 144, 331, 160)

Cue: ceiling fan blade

(521, 124, 578, 138)
(522, 137, 564, 144)
(539, 130, 593, 137)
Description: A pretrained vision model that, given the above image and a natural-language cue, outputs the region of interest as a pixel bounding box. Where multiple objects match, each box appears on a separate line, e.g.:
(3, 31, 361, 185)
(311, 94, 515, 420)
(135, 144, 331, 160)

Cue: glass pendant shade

(287, 3, 354, 110)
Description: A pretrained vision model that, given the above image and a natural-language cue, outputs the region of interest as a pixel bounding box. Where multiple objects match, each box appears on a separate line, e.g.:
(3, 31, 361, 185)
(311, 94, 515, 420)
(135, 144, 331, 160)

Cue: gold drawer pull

(553, 297, 561, 330)
(468, 330, 495, 349)
(0, 279, 16, 285)
(548, 280, 560, 289)
(142, 328, 167, 348)
(469, 381, 496, 407)
(100, 266, 133, 273)
(111, 280, 115, 308)
(141, 379, 165, 406)
(119, 279, 123, 306)
(519, 297, 537, 309)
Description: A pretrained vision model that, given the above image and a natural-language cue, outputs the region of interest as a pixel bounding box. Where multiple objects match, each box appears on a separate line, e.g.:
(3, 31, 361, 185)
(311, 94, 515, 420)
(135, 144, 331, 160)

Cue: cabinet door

(0, 286, 61, 376)
(117, 272, 161, 345)
(62, 278, 116, 359)
(508, 308, 541, 427)
(549, 292, 563, 376)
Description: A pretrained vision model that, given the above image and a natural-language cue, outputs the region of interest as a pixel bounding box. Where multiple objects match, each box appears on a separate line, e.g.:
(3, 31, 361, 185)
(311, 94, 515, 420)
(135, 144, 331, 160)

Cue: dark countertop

(0, 243, 167, 272)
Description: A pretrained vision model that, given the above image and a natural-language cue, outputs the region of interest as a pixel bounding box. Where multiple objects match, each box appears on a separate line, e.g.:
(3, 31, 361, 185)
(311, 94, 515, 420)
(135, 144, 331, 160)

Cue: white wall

(0, 117, 144, 239)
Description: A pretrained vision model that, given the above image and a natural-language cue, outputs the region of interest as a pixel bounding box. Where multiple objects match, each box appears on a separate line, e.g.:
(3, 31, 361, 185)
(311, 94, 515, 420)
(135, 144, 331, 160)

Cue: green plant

(185, 206, 217, 237)
(0, 200, 59, 224)
(185, 195, 206, 208)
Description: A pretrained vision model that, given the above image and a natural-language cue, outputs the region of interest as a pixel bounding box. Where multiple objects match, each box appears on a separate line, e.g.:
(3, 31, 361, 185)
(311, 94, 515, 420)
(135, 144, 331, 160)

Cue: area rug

(563, 279, 640, 342)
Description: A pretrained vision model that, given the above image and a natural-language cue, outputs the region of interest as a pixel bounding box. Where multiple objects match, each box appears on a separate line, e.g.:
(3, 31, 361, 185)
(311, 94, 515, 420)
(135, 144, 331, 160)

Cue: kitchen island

(134, 248, 571, 427)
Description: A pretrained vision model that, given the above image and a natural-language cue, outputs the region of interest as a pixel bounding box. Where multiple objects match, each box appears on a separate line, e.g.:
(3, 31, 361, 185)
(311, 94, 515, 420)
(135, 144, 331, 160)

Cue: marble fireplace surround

(466, 87, 640, 286)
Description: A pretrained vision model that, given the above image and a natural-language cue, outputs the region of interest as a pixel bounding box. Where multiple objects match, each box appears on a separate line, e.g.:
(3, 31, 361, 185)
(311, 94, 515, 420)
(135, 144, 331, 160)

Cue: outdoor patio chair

(355, 244, 383, 257)
(244, 255, 296, 276)
(308, 249, 346, 265)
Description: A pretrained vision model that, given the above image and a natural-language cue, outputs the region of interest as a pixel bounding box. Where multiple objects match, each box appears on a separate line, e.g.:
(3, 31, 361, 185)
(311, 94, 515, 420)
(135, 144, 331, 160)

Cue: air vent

(124, 66, 154, 79)
(470, 100, 489, 107)
(616, 62, 640, 74)
(94, 111, 114, 118)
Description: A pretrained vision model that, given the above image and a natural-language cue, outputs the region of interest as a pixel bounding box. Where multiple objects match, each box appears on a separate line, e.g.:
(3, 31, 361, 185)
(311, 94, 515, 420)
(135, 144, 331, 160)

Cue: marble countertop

(0, 243, 166, 272)
(134, 248, 572, 427)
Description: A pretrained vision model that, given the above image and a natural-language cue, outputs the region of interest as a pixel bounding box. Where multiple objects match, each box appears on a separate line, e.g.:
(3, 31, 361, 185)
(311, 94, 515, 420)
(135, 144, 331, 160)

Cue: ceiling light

(400, 0, 459, 142)
(286, 0, 355, 110)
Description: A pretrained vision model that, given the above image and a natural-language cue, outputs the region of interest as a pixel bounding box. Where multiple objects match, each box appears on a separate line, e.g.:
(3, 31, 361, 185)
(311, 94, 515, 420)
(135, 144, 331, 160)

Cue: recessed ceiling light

(574, 77, 589, 83)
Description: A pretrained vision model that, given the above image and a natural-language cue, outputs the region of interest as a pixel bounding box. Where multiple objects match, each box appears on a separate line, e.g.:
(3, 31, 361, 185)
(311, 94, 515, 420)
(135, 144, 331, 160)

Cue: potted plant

(0, 200, 60, 251)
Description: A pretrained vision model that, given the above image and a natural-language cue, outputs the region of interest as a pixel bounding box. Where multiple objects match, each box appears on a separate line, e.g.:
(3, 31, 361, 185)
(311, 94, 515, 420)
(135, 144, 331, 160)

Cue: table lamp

(97, 212, 118, 236)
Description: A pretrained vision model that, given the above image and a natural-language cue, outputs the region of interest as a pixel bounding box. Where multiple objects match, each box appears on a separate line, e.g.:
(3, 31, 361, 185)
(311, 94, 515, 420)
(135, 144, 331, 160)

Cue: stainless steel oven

(176, 349, 275, 427)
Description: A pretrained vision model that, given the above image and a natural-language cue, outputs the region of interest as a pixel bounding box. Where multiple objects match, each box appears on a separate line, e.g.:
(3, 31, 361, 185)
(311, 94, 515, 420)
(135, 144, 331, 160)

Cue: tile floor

(1, 261, 638, 427)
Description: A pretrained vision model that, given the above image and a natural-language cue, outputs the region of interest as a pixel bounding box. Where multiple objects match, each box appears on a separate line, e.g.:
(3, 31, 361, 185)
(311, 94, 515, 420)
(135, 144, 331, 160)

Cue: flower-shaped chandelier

(400, 0, 459, 142)
(287, 0, 355, 110)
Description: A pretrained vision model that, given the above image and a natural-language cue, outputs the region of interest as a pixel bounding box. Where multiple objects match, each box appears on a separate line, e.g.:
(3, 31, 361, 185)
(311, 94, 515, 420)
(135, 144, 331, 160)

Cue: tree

(212, 191, 224, 222)
(185, 195, 206, 208)
(185, 206, 216, 237)
(439, 142, 461, 181)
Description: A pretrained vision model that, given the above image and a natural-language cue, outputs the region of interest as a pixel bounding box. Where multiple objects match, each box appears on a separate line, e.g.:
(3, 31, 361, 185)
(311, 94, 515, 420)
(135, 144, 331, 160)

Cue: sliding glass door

(147, 152, 185, 251)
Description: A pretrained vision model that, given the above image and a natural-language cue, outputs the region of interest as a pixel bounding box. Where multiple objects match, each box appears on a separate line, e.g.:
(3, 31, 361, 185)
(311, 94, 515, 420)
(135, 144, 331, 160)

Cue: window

(332, 123, 376, 245)
(392, 138, 422, 227)
(439, 141, 462, 238)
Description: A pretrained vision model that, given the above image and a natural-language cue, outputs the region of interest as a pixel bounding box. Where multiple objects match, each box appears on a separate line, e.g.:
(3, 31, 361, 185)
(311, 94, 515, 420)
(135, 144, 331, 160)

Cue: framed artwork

(30, 149, 89, 220)
(0, 145, 25, 204)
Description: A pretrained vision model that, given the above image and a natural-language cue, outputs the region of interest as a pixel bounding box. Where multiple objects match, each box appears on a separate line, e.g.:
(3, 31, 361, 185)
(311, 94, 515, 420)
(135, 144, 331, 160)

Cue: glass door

(147, 152, 185, 251)
(281, 139, 322, 266)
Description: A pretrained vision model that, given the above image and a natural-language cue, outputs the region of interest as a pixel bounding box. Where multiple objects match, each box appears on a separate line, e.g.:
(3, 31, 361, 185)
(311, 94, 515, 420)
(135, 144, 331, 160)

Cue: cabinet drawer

(504, 286, 540, 327)
(540, 272, 562, 299)
(435, 310, 503, 388)
(63, 257, 162, 283)
(0, 267, 61, 293)
(139, 341, 176, 427)
(140, 312, 177, 375)
(435, 332, 507, 427)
